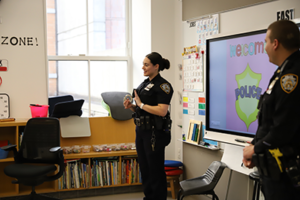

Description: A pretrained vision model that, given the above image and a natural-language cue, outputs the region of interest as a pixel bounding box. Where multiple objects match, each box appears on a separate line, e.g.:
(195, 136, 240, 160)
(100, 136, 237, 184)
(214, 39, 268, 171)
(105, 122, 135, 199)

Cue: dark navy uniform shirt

(133, 73, 173, 117)
(252, 50, 300, 153)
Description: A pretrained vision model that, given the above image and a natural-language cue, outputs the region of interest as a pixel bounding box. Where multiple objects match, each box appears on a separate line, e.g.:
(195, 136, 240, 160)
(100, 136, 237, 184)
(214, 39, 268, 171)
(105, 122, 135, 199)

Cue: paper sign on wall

(0, 59, 8, 72)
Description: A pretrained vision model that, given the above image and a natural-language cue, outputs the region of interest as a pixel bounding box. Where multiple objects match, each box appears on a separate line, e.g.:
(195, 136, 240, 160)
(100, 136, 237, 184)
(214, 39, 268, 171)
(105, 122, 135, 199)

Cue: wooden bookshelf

(0, 117, 140, 198)
(63, 150, 138, 159)
(59, 117, 140, 190)
(0, 119, 27, 198)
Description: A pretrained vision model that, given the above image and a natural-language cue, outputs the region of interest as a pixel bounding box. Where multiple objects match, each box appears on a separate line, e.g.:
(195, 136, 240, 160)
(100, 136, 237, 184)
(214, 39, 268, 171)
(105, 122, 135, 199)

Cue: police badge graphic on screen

(224, 34, 276, 134)
(235, 64, 262, 131)
(208, 31, 278, 136)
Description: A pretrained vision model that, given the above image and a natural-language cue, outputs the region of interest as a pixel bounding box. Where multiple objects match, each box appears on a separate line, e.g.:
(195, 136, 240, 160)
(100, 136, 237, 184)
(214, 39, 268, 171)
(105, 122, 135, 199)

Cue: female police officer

(124, 52, 173, 200)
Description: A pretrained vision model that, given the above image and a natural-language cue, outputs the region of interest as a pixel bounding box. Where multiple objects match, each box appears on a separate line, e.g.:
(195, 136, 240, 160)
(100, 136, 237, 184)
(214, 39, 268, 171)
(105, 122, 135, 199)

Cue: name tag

(266, 79, 277, 94)
(145, 83, 154, 91)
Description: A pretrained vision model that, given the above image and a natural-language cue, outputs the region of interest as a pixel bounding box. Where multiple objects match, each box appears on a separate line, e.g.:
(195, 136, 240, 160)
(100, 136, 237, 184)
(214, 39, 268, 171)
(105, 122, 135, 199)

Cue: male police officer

(243, 20, 300, 200)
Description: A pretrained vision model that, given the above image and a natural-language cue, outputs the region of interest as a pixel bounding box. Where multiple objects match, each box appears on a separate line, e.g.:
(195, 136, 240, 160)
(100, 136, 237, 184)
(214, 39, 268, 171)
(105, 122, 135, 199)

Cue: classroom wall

(182, 0, 272, 21)
(132, 0, 178, 160)
(181, 0, 300, 200)
(0, 0, 48, 119)
(151, 0, 176, 160)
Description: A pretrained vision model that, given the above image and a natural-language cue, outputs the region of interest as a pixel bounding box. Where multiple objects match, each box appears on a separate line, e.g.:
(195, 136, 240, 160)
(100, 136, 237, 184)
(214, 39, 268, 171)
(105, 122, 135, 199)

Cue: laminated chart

(182, 46, 203, 92)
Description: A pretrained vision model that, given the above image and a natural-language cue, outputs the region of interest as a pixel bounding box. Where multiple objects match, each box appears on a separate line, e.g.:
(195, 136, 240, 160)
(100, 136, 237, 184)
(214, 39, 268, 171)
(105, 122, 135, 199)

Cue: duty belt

(134, 116, 152, 130)
(133, 112, 172, 132)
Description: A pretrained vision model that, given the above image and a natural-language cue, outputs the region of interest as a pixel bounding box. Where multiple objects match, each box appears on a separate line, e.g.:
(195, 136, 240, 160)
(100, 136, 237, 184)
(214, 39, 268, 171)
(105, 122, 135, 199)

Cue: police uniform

(133, 73, 173, 200)
(252, 50, 300, 200)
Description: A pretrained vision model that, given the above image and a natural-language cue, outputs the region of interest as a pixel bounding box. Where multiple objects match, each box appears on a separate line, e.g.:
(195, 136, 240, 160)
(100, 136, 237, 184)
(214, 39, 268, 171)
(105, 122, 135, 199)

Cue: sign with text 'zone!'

(209, 32, 277, 135)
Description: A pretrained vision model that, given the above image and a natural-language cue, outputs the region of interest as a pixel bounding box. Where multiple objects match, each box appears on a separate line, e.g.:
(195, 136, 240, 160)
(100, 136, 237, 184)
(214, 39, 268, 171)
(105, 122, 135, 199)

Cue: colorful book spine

(194, 124, 199, 142)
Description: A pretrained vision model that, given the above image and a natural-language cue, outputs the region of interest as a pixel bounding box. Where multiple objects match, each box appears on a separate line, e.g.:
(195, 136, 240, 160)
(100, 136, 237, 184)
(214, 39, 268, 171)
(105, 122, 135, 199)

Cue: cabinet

(0, 117, 140, 198)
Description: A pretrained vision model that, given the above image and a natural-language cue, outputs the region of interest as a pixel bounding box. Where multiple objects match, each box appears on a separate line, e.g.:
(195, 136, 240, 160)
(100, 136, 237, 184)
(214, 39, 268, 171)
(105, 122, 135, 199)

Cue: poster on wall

(182, 46, 203, 92)
(196, 14, 219, 51)
(0, 59, 8, 72)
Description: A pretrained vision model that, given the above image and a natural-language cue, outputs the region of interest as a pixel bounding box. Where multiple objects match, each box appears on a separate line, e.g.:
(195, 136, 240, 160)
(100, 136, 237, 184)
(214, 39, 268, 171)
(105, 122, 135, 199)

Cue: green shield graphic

(235, 64, 261, 130)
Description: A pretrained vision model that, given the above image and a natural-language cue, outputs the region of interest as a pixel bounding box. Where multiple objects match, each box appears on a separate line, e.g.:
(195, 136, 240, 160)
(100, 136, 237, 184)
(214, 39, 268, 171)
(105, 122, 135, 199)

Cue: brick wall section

(47, 0, 57, 96)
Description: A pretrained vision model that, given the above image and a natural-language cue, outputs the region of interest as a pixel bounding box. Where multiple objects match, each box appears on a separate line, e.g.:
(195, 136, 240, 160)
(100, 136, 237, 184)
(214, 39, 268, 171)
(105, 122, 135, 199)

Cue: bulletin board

(181, 14, 220, 148)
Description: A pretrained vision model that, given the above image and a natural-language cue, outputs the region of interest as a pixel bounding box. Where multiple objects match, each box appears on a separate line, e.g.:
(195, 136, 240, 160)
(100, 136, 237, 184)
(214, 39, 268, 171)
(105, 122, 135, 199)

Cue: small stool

(165, 160, 184, 168)
(165, 160, 184, 199)
(249, 171, 261, 200)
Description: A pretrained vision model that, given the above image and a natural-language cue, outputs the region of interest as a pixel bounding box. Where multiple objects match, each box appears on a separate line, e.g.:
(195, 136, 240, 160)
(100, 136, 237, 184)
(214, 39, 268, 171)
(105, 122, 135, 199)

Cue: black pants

(135, 126, 171, 200)
(261, 173, 300, 200)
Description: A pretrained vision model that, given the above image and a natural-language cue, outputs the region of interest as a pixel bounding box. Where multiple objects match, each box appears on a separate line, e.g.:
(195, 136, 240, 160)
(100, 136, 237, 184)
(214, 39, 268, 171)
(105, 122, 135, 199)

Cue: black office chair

(51, 99, 84, 118)
(1, 118, 64, 200)
(177, 161, 227, 200)
(101, 91, 133, 120)
(48, 95, 84, 118)
(48, 95, 74, 116)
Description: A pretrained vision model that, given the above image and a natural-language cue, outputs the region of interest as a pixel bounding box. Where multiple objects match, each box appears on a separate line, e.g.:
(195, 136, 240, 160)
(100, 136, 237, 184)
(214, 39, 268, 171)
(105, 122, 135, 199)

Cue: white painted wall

(173, 1, 184, 161)
(0, 0, 48, 119)
(132, 0, 178, 160)
(151, 0, 176, 160)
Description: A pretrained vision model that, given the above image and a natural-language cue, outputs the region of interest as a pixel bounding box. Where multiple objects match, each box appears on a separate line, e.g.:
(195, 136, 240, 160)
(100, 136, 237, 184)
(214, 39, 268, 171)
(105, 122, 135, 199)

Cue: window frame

(46, 0, 132, 117)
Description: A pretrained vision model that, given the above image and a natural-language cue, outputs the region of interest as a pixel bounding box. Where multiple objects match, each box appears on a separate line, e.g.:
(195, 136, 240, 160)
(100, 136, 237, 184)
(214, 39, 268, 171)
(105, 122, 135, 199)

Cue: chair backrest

(18, 118, 61, 164)
(51, 99, 84, 118)
(203, 161, 227, 190)
(48, 95, 74, 116)
(101, 92, 133, 120)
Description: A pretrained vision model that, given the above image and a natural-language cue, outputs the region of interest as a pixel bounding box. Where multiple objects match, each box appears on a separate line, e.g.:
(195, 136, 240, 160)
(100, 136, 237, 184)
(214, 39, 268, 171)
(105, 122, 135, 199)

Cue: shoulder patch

(280, 74, 298, 94)
(160, 83, 171, 94)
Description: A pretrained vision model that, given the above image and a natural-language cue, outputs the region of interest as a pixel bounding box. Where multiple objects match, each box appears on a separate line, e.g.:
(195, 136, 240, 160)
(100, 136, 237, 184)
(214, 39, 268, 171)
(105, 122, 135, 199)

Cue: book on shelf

(58, 155, 138, 190)
(99, 162, 103, 186)
(58, 159, 92, 190)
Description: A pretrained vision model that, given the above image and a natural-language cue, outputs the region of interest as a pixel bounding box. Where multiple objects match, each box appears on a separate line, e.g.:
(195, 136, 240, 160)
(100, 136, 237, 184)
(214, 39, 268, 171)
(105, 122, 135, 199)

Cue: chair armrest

(49, 146, 61, 153)
(1, 144, 17, 151)
(46, 147, 65, 182)
(1, 144, 21, 163)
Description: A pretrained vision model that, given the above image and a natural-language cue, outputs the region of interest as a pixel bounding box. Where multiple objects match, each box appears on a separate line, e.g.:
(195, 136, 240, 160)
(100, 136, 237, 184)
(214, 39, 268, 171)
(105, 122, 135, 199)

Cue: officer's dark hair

(267, 20, 300, 50)
(146, 52, 170, 71)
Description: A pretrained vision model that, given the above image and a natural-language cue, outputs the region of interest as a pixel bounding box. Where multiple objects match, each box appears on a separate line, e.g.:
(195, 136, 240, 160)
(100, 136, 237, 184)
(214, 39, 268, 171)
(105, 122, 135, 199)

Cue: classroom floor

(66, 192, 175, 200)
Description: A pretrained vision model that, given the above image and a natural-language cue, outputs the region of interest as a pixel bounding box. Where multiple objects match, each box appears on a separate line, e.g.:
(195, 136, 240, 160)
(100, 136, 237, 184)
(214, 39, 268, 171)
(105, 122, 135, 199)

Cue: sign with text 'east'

(277, 8, 295, 21)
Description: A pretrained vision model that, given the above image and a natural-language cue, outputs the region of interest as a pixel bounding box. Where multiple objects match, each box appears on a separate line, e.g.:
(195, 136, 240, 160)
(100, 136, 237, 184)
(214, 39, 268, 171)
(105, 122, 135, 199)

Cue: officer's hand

(134, 90, 142, 107)
(242, 158, 256, 168)
(243, 145, 256, 168)
(123, 99, 132, 109)
(243, 145, 254, 159)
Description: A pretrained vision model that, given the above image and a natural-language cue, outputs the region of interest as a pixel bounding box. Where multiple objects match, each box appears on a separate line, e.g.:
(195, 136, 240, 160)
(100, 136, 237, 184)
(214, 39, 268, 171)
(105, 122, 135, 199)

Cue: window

(46, 0, 131, 117)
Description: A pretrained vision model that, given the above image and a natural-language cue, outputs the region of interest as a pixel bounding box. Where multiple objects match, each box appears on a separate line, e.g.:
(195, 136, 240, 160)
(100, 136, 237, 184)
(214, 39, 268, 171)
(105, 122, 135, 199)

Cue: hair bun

(161, 58, 170, 71)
